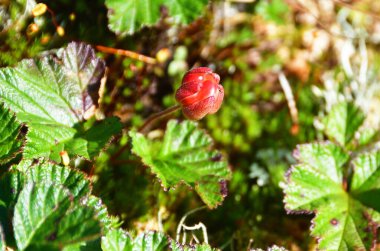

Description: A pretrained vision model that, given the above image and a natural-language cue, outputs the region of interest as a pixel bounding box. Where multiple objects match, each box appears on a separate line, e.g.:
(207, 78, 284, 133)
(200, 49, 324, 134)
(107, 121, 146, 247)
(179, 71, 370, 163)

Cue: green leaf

(102, 230, 219, 251)
(284, 142, 379, 250)
(0, 169, 24, 208)
(130, 120, 231, 208)
(101, 231, 168, 251)
(54, 206, 101, 247)
(0, 42, 122, 161)
(9, 162, 115, 250)
(284, 143, 348, 210)
(171, 242, 218, 251)
(105, 0, 208, 35)
(311, 196, 372, 250)
(132, 231, 168, 250)
(0, 42, 104, 125)
(13, 182, 101, 250)
(101, 228, 132, 251)
(0, 103, 23, 164)
(322, 102, 365, 147)
(252, 246, 288, 251)
(65, 117, 123, 159)
(357, 128, 377, 146)
(63, 238, 101, 251)
(85, 196, 121, 231)
(25, 162, 91, 200)
(0, 169, 24, 245)
(256, 0, 289, 24)
(351, 153, 380, 211)
(267, 246, 288, 251)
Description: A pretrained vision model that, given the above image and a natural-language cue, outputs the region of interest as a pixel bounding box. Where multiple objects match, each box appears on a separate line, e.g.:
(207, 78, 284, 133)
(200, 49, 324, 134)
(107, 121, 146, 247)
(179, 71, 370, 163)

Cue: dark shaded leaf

(0, 103, 23, 164)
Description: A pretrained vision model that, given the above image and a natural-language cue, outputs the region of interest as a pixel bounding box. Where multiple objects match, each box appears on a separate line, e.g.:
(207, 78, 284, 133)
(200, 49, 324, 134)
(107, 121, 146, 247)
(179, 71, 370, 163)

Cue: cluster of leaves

(0, 41, 228, 250)
(285, 102, 380, 250)
(0, 42, 118, 250)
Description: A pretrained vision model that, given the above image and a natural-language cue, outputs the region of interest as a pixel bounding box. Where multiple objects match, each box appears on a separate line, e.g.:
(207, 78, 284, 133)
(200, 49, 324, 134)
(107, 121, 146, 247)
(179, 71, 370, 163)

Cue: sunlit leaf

(284, 143, 348, 210)
(284, 142, 379, 250)
(85, 196, 121, 231)
(26, 162, 91, 200)
(1, 162, 105, 250)
(0, 42, 122, 161)
(130, 120, 231, 208)
(322, 102, 365, 147)
(105, 0, 208, 35)
(13, 182, 101, 250)
(252, 246, 288, 251)
(351, 153, 380, 211)
(132, 231, 168, 250)
(171, 242, 218, 251)
(101, 228, 132, 251)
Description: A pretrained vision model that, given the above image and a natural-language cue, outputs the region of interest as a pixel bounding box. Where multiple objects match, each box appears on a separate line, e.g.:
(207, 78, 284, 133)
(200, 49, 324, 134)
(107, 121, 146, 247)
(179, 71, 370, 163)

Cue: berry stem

(111, 104, 181, 161)
(138, 104, 181, 133)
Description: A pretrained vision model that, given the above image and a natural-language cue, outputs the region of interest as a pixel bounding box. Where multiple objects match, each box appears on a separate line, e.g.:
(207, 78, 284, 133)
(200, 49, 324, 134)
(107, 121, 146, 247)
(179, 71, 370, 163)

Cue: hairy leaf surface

(322, 102, 365, 147)
(130, 120, 231, 208)
(101, 228, 132, 251)
(171, 242, 218, 251)
(105, 0, 208, 35)
(284, 142, 380, 250)
(0, 104, 23, 164)
(26, 162, 91, 199)
(13, 182, 101, 250)
(102, 231, 168, 251)
(0, 42, 122, 161)
(351, 153, 380, 211)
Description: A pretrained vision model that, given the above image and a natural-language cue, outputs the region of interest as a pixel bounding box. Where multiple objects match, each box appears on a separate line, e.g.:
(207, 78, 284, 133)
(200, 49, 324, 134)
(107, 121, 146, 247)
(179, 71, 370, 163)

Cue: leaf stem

(138, 104, 181, 133)
(111, 105, 181, 160)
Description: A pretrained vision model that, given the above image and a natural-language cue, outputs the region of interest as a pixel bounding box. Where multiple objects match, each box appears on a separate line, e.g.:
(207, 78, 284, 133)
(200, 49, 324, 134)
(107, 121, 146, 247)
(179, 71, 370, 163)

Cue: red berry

(175, 67, 224, 120)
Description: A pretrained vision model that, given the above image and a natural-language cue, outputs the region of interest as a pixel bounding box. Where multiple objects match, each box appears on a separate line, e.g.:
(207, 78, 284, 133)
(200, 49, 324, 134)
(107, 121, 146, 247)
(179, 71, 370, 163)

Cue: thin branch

(111, 105, 181, 160)
(46, 8, 59, 29)
(96, 45, 157, 65)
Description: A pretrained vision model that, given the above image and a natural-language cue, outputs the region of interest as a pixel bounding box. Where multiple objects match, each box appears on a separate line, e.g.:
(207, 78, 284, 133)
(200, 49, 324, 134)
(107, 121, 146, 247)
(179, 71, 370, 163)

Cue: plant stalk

(138, 104, 181, 133)
(111, 104, 181, 160)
